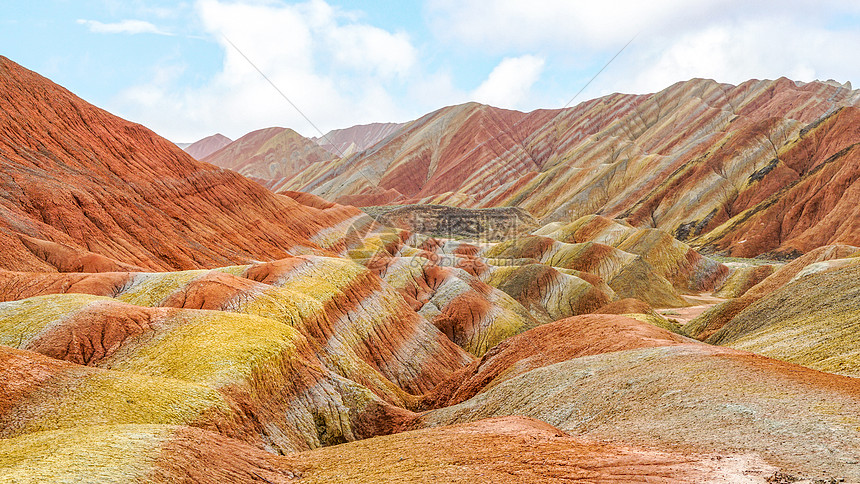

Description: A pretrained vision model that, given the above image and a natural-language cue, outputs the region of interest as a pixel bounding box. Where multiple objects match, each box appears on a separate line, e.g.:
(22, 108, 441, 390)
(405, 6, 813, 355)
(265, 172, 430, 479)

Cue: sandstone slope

(278, 416, 776, 483)
(0, 417, 776, 483)
(684, 244, 859, 340)
(703, 259, 860, 377)
(0, 56, 360, 272)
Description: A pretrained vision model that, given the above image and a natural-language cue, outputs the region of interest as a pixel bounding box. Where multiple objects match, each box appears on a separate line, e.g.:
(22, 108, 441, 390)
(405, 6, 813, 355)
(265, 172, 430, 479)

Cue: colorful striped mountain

(1, 55, 859, 483)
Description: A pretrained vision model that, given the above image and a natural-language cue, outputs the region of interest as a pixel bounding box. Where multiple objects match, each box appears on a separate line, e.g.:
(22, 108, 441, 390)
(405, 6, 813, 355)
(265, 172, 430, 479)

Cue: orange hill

(0, 56, 359, 272)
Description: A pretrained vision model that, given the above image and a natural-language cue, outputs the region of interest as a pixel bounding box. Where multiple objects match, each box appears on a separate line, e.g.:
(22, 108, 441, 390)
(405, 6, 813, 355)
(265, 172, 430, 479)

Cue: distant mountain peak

(183, 133, 233, 160)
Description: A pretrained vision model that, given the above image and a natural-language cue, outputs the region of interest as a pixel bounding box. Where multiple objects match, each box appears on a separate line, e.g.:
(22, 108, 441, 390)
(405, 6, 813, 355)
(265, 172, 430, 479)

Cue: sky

(2, 1, 859, 143)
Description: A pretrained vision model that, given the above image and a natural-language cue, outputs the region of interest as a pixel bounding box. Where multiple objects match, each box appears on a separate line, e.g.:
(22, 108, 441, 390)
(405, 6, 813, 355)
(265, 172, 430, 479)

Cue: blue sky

(2, 1, 859, 142)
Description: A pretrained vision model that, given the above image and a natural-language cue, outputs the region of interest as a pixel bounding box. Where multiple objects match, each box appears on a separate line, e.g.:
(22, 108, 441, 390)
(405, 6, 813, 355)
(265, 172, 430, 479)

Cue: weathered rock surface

(0, 417, 778, 483)
(684, 244, 859, 340)
(278, 416, 777, 483)
(482, 263, 612, 323)
(704, 260, 860, 377)
(0, 296, 414, 452)
(713, 263, 777, 298)
(483, 235, 689, 307)
(357, 253, 539, 356)
(0, 423, 306, 483)
(0, 256, 474, 404)
(422, 314, 690, 408)
(690, 107, 860, 257)
(538, 215, 729, 292)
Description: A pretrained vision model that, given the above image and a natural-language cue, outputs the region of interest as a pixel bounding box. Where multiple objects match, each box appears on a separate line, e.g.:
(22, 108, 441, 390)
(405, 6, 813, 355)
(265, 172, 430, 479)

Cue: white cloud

(426, 0, 722, 51)
(326, 24, 417, 78)
(471, 55, 545, 108)
(427, 0, 860, 99)
(112, 0, 425, 141)
(600, 17, 860, 97)
(107, 0, 860, 142)
(77, 19, 172, 36)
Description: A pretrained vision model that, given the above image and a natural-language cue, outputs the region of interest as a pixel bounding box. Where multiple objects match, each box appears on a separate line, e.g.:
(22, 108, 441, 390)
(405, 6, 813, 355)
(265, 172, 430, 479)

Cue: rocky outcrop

(482, 263, 611, 323)
(0, 256, 474, 404)
(363, 204, 538, 241)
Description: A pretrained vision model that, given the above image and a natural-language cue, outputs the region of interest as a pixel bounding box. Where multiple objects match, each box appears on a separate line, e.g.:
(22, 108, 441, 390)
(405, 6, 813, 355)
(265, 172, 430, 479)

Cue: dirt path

(657, 293, 727, 326)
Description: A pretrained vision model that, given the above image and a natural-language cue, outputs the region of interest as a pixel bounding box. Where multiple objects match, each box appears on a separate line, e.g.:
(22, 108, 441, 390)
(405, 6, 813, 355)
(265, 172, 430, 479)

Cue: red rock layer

(695, 107, 860, 257)
(0, 270, 132, 301)
(0, 56, 362, 271)
(360, 252, 537, 356)
(241, 256, 473, 395)
(151, 425, 302, 483)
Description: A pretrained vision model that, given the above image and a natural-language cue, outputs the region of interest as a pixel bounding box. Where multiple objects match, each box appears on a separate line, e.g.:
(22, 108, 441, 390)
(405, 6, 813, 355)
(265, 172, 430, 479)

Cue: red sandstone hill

(269, 78, 859, 258)
(182, 133, 232, 160)
(202, 127, 334, 180)
(0, 56, 360, 272)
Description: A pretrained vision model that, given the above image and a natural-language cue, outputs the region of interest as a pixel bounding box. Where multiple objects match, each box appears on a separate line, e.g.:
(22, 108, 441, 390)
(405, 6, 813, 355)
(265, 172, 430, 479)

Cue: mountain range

(1, 54, 859, 483)
(202, 77, 860, 259)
